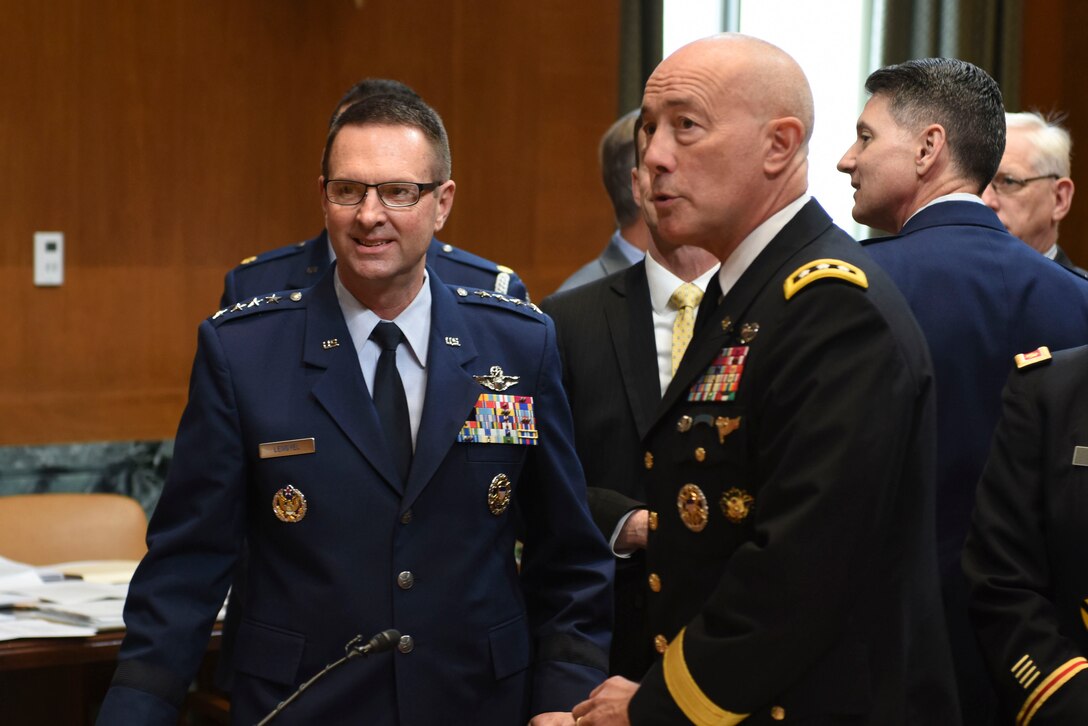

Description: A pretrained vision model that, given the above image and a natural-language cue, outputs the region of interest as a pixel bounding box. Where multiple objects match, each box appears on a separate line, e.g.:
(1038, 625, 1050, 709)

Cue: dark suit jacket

(863, 201, 1088, 721)
(541, 261, 662, 679)
(97, 268, 611, 725)
(963, 345, 1088, 724)
(555, 235, 637, 293)
(220, 230, 529, 307)
(629, 200, 959, 725)
(1054, 245, 1088, 277)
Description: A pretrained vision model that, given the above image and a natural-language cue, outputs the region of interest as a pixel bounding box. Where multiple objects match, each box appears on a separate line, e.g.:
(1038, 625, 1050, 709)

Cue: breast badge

(473, 365, 520, 391)
(458, 394, 538, 445)
(720, 488, 754, 524)
(687, 346, 748, 402)
(677, 484, 709, 532)
(715, 416, 741, 444)
(272, 485, 307, 523)
(488, 473, 513, 515)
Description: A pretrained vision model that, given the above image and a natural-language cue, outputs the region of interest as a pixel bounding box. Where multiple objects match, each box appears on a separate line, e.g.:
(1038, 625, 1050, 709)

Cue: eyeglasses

(987, 173, 1059, 196)
(324, 179, 443, 208)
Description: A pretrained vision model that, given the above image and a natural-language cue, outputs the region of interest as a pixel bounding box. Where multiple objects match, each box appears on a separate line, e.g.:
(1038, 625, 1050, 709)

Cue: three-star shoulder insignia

(783, 258, 868, 300)
(210, 291, 302, 322)
(454, 286, 543, 316)
(1014, 346, 1052, 370)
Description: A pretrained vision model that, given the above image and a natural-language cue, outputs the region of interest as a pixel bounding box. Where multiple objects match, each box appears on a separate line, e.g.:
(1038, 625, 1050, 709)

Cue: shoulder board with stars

(236, 240, 309, 268)
(1014, 346, 1052, 370)
(783, 258, 869, 300)
(452, 286, 544, 318)
(209, 290, 305, 324)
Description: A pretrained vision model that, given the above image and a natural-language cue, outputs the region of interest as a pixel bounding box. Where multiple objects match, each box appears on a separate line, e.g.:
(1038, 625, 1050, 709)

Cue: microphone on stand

(255, 628, 401, 725)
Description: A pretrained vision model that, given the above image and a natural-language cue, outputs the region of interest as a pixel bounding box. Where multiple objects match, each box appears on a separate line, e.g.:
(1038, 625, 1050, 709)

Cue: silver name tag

(259, 438, 316, 459)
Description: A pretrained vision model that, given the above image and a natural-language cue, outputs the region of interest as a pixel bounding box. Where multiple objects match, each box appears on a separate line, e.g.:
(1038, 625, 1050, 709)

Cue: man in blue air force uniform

(220, 78, 528, 307)
(97, 95, 611, 725)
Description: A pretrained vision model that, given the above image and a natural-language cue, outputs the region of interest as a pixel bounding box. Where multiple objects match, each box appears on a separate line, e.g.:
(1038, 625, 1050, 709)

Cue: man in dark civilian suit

(220, 78, 527, 308)
(575, 34, 958, 725)
(838, 57, 1088, 724)
(98, 94, 610, 726)
(982, 111, 1087, 277)
(555, 110, 650, 293)
(963, 345, 1088, 724)
(542, 139, 719, 679)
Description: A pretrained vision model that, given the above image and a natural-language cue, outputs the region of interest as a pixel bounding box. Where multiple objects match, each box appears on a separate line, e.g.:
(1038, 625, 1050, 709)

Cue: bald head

(639, 33, 813, 258)
(649, 34, 814, 146)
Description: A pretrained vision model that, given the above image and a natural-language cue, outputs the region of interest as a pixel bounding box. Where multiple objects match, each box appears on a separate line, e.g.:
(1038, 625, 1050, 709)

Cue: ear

(433, 180, 457, 231)
(630, 168, 640, 205)
(915, 124, 946, 177)
(318, 175, 329, 217)
(763, 117, 805, 175)
(1053, 177, 1075, 222)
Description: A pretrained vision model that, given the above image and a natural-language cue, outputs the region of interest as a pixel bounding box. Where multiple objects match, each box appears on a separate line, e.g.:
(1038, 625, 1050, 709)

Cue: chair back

(0, 493, 147, 565)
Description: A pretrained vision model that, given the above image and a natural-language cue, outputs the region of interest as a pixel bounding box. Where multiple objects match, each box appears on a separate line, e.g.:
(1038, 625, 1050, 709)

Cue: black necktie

(369, 322, 412, 483)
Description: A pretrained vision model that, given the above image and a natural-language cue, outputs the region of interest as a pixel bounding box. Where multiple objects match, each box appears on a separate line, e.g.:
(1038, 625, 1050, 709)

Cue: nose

(641, 131, 674, 174)
(354, 188, 388, 226)
(836, 147, 855, 174)
(980, 184, 1000, 210)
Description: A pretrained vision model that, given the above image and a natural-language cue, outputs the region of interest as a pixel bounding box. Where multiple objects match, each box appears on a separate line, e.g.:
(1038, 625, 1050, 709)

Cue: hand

(615, 510, 649, 553)
(571, 676, 639, 725)
(528, 712, 576, 725)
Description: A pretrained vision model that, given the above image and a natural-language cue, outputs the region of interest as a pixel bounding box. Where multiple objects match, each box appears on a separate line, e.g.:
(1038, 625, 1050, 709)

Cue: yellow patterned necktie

(670, 282, 703, 376)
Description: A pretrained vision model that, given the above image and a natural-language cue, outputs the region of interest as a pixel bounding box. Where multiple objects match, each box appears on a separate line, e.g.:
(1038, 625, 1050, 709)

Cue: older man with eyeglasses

(982, 111, 1087, 276)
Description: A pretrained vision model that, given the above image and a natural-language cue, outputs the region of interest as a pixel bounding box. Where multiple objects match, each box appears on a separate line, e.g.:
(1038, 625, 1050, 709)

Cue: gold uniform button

(648, 573, 661, 592)
(644, 451, 654, 470)
(648, 511, 658, 531)
(770, 705, 785, 721)
(694, 447, 706, 462)
(653, 634, 668, 654)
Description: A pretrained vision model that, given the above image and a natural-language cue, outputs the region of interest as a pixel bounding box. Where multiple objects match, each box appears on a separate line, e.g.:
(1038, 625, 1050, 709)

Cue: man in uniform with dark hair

(221, 78, 528, 307)
(838, 56, 1088, 723)
(98, 93, 610, 726)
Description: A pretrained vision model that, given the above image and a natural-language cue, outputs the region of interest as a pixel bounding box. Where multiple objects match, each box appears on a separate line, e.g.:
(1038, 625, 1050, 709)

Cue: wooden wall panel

(0, 0, 620, 444)
(1020, 0, 1088, 269)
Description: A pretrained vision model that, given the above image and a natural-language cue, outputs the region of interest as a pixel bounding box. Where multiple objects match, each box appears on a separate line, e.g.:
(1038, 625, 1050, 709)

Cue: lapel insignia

(677, 484, 709, 532)
(687, 346, 749, 402)
(738, 322, 760, 343)
(1073, 446, 1088, 467)
(322, 339, 339, 350)
(488, 473, 514, 515)
(720, 316, 733, 333)
(444, 336, 461, 347)
(720, 488, 754, 524)
(458, 394, 539, 446)
(715, 416, 741, 444)
(474, 365, 520, 391)
(644, 451, 654, 470)
(272, 485, 307, 523)
(306, 265, 319, 274)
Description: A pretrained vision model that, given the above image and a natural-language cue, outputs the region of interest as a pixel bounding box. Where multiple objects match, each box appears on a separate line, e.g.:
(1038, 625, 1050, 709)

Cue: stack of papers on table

(0, 555, 135, 638)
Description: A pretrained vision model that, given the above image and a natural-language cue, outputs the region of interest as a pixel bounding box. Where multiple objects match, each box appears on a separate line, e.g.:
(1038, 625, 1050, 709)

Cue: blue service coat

(98, 268, 611, 725)
(220, 231, 529, 308)
(862, 200, 1088, 722)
